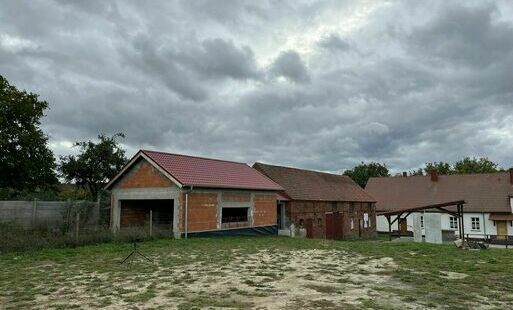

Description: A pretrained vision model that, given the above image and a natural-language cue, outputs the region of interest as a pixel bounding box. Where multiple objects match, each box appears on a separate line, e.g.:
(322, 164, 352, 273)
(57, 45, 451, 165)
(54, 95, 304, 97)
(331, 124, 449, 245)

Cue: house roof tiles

(253, 162, 375, 202)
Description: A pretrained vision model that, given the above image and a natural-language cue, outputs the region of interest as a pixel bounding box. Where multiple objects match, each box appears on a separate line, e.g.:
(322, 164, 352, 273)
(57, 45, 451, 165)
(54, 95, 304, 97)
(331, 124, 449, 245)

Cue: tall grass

(0, 223, 169, 254)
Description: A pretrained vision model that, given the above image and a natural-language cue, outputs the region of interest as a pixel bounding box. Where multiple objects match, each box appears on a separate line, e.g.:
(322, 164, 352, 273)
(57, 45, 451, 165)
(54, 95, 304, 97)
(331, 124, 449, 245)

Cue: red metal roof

(253, 162, 376, 202)
(141, 150, 283, 191)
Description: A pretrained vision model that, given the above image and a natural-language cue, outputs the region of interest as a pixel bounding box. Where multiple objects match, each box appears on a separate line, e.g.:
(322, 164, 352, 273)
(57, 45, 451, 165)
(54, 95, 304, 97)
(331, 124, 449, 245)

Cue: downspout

(184, 185, 193, 239)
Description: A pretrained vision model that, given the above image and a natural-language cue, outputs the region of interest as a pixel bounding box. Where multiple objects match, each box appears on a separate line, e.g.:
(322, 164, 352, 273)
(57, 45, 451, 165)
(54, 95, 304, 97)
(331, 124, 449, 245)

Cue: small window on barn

(471, 217, 480, 230)
(350, 218, 354, 230)
(450, 217, 458, 229)
(420, 216, 424, 228)
(317, 218, 322, 227)
(364, 213, 369, 228)
(221, 207, 249, 228)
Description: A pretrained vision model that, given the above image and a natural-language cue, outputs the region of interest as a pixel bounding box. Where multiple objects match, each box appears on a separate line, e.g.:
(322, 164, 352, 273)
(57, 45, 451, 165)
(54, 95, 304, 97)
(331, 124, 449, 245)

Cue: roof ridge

(369, 171, 510, 181)
(254, 162, 347, 178)
(141, 149, 249, 166)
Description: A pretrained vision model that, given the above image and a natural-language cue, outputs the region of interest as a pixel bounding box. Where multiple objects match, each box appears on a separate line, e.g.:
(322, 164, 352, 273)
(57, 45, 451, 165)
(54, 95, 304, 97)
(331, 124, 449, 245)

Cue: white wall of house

(377, 213, 512, 237)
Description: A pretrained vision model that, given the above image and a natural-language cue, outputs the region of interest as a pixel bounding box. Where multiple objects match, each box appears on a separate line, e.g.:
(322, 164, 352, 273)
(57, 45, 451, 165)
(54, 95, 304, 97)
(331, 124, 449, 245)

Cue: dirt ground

(30, 248, 412, 309)
(2, 237, 513, 309)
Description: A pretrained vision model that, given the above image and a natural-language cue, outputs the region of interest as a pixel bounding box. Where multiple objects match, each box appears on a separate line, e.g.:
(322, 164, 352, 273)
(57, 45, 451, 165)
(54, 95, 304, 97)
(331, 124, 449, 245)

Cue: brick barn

(253, 163, 377, 240)
(105, 150, 283, 237)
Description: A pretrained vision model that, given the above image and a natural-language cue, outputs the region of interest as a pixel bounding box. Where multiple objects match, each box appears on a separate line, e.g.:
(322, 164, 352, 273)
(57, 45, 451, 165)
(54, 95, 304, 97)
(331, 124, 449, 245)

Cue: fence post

(96, 197, 101, 231)
(75, 212, 80, 243)
(149, 210, 153, 237)
(32, 198, 38, 227)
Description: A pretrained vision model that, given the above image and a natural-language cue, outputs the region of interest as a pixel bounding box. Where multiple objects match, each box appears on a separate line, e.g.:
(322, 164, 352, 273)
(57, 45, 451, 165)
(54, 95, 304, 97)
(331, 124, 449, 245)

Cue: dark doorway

(277, 203, 286, 229)
(326, 212, 343, 240)
(399, 218, 408, 235)
(305, 218, 313, 238)
(120, 199, 173, 233)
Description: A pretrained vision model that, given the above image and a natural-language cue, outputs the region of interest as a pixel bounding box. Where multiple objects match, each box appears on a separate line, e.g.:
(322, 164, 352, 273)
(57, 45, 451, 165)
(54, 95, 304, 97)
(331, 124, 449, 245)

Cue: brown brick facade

(222, 193, 251, 202)
(182, 192, 219, 232)
(119, 161, 172, 188)
(178, 191, 277, 233)
(253, 194, 277, 226)
(287, 201, 376, 239)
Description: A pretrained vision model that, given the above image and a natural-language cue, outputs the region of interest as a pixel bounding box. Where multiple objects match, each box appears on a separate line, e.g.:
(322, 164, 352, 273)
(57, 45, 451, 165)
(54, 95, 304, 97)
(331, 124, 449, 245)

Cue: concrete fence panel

(0, 200, 100, 229)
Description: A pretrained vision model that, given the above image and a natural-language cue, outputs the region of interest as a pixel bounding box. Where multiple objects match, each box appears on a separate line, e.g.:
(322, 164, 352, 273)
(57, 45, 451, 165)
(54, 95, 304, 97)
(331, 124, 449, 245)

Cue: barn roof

(366, 171, 513, 213)
(253, 162, 375, 202)
(106, 150, 283, 191)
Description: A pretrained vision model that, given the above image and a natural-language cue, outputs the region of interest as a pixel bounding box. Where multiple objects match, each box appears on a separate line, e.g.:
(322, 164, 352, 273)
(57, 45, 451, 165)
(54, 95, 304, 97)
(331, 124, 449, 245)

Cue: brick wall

(119, 160, 172, 189)
(222, 193, 251, 202)
(181, 192, 218, 232)
(287, 201, 376, 239)
(253, 194, 277, 226)
(178, 191, 277, 233)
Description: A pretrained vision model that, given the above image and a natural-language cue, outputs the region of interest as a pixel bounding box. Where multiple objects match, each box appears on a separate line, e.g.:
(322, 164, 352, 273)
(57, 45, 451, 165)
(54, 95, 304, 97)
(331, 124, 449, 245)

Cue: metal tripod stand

(121, 240, 153, 264)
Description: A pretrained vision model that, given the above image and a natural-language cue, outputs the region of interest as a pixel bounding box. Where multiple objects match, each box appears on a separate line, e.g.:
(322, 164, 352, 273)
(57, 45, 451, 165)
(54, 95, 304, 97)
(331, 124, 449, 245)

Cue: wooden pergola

(378, 200, 466, 244)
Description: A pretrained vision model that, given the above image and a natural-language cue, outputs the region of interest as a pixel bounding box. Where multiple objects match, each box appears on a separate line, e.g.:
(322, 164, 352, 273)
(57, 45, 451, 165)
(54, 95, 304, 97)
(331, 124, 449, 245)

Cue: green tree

(408, 168, 424, 176)
(424, 162, 453, 175)
(0, 75, 58, 194)
(59, 133, 127, 199)
(343, 162, 390, 188)
(453, 157, 500, 174)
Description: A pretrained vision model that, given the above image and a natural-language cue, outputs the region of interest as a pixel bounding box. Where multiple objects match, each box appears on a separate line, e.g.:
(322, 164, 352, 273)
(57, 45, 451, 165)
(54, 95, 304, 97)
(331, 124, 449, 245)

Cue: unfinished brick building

(253, 163, 377, 240)
(106, 150, 283, 237)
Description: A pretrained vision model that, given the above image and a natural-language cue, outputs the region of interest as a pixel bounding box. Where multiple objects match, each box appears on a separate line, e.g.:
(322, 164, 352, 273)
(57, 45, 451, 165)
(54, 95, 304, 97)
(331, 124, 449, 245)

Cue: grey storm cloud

(1, 0, 512, 173)
(270, 50, 310, 83)
(318, 33, 351, 52)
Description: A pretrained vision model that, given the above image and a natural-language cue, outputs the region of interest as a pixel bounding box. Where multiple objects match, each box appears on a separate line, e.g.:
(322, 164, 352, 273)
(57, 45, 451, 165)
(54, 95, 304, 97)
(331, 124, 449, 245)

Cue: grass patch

(1, 236, 513, 308)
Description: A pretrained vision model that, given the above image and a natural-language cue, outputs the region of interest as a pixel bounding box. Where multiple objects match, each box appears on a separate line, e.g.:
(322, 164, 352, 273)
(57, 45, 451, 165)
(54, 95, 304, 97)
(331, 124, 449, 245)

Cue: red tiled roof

(366, 172, 513, 213)
(141, 150, 283, 191)
(277, 191, 291, 201)
(253, 162, 375, 202)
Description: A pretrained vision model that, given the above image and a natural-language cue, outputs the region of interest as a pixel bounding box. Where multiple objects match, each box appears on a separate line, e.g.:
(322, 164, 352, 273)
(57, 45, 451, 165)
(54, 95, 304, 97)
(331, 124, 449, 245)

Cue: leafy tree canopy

(410, 157, 502, 176)
(453, 157, 500, 174)
(343, 162, 390, 188)
(59, 133, 127, 199)
(0, 75, 58, 193)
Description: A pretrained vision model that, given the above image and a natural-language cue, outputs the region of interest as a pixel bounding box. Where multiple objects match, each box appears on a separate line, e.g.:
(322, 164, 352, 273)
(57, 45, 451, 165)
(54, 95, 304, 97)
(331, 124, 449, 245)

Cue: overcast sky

(1, 0, 513, 173)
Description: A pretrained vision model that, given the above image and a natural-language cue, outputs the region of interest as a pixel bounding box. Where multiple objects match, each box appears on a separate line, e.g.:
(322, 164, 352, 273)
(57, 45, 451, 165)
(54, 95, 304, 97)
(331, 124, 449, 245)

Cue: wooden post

(32, 198, 37, 227)
(75, 212, 80, 243)
(459, 204, 465, 247)
(386, 215, 392, 241)
(149, 209, 153, 237)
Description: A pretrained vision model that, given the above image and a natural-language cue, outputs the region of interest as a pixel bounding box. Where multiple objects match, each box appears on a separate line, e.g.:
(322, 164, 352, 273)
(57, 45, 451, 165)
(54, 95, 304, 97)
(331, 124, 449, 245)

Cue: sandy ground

(56, 247, 417, 309)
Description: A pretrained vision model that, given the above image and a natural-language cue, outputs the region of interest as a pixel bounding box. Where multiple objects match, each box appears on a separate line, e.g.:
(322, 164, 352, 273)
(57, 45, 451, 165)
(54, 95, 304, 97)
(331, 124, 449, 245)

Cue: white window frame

(471, 217, 480, 231)
(363, 213, 369, 228)
(449, 216, 458, 229)
(350, 218, 354, 230)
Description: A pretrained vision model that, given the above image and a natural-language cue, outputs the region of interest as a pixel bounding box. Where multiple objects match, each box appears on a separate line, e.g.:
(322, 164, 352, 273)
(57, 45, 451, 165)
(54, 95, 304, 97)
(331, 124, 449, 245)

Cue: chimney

(510, 168, 513, 185)
(429, 170, 438, 182)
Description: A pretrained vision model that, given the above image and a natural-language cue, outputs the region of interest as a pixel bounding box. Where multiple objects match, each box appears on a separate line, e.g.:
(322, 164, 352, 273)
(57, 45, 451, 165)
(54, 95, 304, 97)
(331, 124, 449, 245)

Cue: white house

(366, 169, 513, 241)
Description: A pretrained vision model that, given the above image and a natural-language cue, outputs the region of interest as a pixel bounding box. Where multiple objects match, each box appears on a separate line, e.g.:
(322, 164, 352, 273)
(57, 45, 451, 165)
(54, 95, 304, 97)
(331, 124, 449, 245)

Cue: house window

(471, 217, 480, 230)
(221, 207, 249, 228)
(364, 213, 369, 228)
(299, 219, 304, 227)
(350, 218, 354, 230)
(450, 217, 458, 229)
(317, 218, 322, 227)
(420, 216, 424, 228)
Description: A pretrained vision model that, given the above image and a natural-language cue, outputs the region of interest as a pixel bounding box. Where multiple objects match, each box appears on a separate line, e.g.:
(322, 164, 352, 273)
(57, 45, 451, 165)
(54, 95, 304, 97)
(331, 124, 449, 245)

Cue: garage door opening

(120, 199, 173, 236)
(222, 207, 249, 229)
